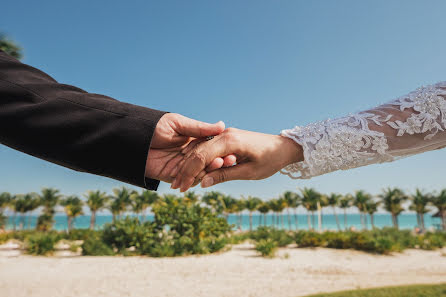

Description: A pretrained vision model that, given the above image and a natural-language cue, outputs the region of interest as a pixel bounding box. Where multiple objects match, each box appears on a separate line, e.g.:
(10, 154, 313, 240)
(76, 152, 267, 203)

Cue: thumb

(201, 164, 253, 188)
(175, 115, 225, 138)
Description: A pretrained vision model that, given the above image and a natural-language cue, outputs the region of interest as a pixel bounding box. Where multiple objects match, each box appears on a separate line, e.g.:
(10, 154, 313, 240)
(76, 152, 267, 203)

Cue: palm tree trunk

(20, 214, 26, 230)
(332, 207, 341, 231)
(307, 212, 312, 230)
(287, 209, 291, 230)
(263, 214, 267, 226)
(420, 213, 425, 230)
(249, 213, 253, 231)
(27, 214, 32, 229)
(280, 213, 284, 229)
(12, 211, 17, 231)
(344, 209, 348, 230)
(90, 211, 96, 230)
(416, 213, 421, 228)
(441, 212, 446, 231)
(67, 216, 73, 232)
(370, 214, 375, 229)
(311, 212, 315, 230)
(276, 213, 280, 228)
(320, 209, 324, 229)
(112, 213, 116, 223)
(392, 214, 399, 229)
(294, 209, 299, 230)
(258, 213, 262, 227)
(364, 213, 368, 230)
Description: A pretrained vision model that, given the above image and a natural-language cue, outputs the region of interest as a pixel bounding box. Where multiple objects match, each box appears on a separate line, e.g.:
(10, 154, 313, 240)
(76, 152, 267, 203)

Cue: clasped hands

(146, 113, 303, 192)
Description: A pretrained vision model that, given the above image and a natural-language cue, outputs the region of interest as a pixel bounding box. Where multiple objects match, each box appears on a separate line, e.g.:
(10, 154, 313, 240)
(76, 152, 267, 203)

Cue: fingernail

(201, 177, 214, 188)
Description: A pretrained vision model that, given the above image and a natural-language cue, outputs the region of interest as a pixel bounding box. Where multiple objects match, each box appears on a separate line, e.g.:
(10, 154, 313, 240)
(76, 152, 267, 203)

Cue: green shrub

(0, 213, 6, 230)
(227, 232, 250, 244)
(152, 195, 231, 256)
(102, 217, 156, 253)
(81, 236, 114, 256)
(250, 227, 294, 247)
(0, 232, 11, 244)
(417, 232, 446, 250)
(145, 234, 176, 257)
(295, 231, 324, 247)
(25, 233, 59, 255)
(255, 238, 277, 258)
(325, 232, 351, 249)
(64, 229, 100, 241)
(204, 236, 229, 253)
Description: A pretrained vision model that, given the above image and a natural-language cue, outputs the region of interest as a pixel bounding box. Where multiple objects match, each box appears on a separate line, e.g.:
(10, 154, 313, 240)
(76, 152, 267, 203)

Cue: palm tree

(257, 202, 270, 226)
(366, 200, 380, 229)
(0, 192, 11, 230)
(13, 193, 38, 230)
(109, 187, 134, 221)
(339, 196, 352, 230)
(327, 193, 342, 231)
(268, 199, 278, 227)
(409, 189, 430, 230)
(226, 196, 239, 226)
(318, 194, 329, 230)
(85, 190, 109, 229)
(8, 194, 18, 230)
(245, 196, 261, 231)
(25, 194, 39, 229)
(221, 194, 237, 220)
(300, 188, 320, 230)
(379, 188, 407, 229)
(36, 188, 62, 231)
(431, 189, 446, 230)
(130, 190, 157, 221)
(277, 198, 287, 229)
(282, 191, 299, 230)
(353, 190, 372, 230)
(202, 191, 225, 214)
(235, 198, 246, 230)
(0, 33, 23, 59)
(109, 198, 121, 223)
(184, 191, 199, 205)
(60, 196, 84, 232)
(139, 190, 159, 221)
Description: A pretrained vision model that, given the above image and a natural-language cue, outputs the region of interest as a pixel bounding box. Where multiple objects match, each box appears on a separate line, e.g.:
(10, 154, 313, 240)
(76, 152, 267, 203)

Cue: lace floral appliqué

(281, 82, 446, 179)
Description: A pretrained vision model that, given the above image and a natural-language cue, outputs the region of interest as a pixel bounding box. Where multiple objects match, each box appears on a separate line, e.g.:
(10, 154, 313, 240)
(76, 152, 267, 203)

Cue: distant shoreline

(4, 213, 442, 231)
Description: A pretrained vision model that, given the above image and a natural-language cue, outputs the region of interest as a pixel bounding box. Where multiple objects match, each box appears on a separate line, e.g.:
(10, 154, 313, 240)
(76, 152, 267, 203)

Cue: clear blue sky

(1, 0, 446, 200)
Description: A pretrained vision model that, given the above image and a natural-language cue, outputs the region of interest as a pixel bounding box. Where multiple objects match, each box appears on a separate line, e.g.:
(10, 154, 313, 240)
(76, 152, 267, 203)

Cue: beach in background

(1, 242, 445, 297)
(5, 213, 442, 231)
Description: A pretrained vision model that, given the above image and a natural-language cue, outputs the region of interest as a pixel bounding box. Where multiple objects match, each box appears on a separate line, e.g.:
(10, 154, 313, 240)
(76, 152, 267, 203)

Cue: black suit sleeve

(0, 51, 166, 190)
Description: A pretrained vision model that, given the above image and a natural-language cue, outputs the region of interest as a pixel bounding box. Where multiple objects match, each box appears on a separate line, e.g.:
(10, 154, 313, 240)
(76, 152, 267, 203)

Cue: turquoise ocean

(5, 213, 443, 231)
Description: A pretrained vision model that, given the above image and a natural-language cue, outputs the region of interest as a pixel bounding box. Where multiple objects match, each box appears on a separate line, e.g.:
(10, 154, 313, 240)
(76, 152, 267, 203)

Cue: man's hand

(171, 128, 304, 192)
(145, 113, 236, 185)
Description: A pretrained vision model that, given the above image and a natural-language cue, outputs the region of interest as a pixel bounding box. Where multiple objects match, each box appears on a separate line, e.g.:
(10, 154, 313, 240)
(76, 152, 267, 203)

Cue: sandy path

(0, 243, 445, 297)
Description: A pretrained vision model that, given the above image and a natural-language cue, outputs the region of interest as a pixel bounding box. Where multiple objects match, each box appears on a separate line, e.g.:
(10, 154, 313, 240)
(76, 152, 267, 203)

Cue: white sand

(0, 243, 445, 297)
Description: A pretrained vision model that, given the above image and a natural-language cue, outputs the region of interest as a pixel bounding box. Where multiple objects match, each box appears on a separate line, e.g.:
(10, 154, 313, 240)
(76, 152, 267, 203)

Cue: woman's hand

(145, 113, 236, 184)
(171, 128, 304, 192)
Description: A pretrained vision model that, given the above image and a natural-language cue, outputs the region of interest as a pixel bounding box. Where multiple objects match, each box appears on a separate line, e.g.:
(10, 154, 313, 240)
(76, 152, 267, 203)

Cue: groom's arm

(0, 50, 166, 189)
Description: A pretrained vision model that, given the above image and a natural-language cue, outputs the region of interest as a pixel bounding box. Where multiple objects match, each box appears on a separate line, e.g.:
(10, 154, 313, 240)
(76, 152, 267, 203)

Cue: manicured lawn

(305, 284, 446, 297)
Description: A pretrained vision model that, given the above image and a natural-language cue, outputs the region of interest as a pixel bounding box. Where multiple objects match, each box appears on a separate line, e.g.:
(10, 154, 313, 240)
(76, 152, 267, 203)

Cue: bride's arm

(280, 81, 446, 179)
(172, 81, 446, 191)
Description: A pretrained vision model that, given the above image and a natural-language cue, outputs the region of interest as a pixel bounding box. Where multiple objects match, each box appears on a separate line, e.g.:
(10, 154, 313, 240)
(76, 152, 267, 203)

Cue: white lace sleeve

(280, 81, 446, 179)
